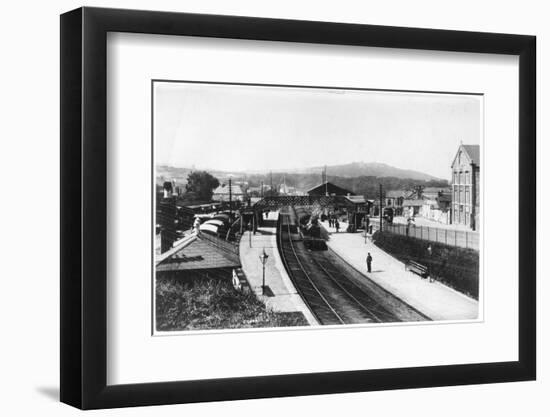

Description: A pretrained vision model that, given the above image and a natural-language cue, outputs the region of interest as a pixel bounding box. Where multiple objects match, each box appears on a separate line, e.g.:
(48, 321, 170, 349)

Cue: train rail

(278, 217, 345, 325)
(277, 209, 402, 325)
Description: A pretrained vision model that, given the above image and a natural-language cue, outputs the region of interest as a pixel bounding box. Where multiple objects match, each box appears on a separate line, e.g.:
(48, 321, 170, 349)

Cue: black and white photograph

(153, 81, 481, 332)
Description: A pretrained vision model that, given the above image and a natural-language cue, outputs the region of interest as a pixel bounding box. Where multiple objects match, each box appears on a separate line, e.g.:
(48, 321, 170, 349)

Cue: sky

(154, 81, 481, 180)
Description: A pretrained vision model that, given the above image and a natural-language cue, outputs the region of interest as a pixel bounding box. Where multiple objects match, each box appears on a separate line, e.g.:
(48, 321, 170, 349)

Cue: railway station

(152, 82, 481, 332)
(156, 177, 479, 329)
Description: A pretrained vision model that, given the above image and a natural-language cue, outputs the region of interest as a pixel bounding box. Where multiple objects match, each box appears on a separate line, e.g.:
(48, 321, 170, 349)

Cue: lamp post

(228, 176, 232, 218)
(259, 248, 269, 295)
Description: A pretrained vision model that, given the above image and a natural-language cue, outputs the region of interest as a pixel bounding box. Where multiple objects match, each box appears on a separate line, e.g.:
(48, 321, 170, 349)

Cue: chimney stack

(163, 181, 173, 198)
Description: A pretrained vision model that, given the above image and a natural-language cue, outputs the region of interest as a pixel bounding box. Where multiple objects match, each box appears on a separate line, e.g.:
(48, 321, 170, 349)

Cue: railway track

(277, 210, 401, 325)
(278, 217, 344, 325)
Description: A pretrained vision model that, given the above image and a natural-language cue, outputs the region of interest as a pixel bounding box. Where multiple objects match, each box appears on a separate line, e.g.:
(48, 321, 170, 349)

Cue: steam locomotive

(293, 207, 328, 250)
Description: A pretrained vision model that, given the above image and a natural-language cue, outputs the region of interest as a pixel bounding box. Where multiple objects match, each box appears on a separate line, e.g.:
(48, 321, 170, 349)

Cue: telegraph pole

(325, 165, 328, 196)
(229, 177, 232, 218)
(379, 183, 383, 232)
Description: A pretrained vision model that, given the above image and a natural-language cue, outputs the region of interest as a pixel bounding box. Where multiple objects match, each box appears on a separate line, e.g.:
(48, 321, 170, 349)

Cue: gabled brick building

(450, 144, 480, 230)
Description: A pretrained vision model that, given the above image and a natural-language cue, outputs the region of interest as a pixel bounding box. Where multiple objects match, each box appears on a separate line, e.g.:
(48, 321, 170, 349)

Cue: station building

(306, 181, 368, 231)
(306, 181, 356, 197)
(212, 184, 246, 202)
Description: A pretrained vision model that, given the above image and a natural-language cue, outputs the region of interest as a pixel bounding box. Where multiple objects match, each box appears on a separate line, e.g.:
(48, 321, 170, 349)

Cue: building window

(465, 187, 470, 205)
(464, 170, 470, 184)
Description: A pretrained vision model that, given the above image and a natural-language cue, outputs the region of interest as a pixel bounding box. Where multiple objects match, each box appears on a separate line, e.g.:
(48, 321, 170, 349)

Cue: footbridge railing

(253, 195, 354, 210)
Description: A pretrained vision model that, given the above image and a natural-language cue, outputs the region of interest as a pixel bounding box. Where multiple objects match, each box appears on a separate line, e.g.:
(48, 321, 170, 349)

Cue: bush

(373, 231, 479, 299)
(156, 277, 308, 331)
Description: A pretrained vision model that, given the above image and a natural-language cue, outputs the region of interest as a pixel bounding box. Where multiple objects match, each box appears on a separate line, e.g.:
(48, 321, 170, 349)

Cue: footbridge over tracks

(252, 195, 363, 211)
(251, 195, 370, 232)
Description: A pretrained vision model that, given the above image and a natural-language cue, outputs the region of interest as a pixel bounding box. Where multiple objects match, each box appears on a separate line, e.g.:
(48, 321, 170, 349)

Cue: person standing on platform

(335, 219, 340, 233)
(366, 252, 373, 273)
(193, 217, 201, 236)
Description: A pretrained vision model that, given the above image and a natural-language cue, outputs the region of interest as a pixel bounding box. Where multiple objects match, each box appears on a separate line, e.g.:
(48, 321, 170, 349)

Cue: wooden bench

(406, 260, 429, 279)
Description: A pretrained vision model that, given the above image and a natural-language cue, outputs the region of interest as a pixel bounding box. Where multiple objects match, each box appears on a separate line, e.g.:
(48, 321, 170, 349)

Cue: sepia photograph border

(60, 6, 536, 410)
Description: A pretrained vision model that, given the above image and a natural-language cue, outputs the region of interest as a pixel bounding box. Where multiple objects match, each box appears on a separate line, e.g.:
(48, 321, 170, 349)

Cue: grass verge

(156, 276, 309, 331)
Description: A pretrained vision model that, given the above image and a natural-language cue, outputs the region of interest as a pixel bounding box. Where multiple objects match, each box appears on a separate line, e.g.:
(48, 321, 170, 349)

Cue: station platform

(321, 221, 479, 321)
(239, 211, 319, 326)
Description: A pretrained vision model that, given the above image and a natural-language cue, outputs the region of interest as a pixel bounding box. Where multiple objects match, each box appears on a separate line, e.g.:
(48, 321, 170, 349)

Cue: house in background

(399, 186, 452, 224)
(402, 199, 424, 217)
(247, 184, 272, 197)
(385, 190, 407, 216)
(450, 144, 480, 230)
(419, 191, 452, 224)
(279, 183, 299, 195)
(419, 187, 452, 224)
(212, 184, 246, 202)
(422, 187, 450, 200)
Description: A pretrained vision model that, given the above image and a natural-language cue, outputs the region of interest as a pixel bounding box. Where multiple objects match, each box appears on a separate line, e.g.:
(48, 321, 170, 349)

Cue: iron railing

(378, 222, 479, 250)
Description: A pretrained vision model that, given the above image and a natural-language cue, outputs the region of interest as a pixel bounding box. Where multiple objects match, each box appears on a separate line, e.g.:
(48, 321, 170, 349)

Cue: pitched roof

(156, 235, 240, 272)
(213, 184, 245, 195)
(386, 190, 407, 198)
(452, 144, 480, 167)
(437, 193, 452, 203)
(462, 145, 480, 166)
(423, 187, 449, 194)
(403, 199, 426, 207)
(306, 181, 355, 196)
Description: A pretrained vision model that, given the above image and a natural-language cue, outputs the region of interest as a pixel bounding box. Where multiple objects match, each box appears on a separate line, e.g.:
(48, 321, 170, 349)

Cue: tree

(185, 171, 220, 202)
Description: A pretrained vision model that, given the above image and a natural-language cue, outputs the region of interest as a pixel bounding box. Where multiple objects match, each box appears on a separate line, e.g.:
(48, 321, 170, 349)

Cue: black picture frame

(60, 6, 536, 410)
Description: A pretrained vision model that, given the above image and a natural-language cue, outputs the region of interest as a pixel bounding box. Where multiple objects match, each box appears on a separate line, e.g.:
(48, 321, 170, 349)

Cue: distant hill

(157, 161, 441, 182)
(301, 162, 440, 181)
(155, 162, 447, 199)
